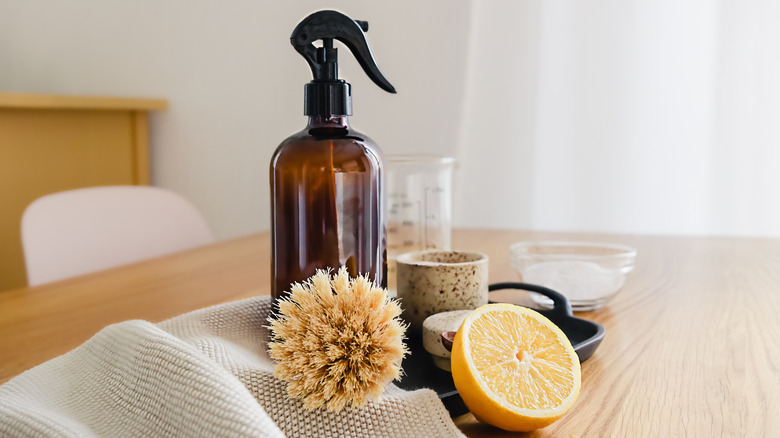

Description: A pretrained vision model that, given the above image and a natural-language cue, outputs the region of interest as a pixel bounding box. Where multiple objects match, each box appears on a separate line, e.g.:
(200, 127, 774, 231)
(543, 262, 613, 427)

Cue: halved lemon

(451, 303, 581, 431)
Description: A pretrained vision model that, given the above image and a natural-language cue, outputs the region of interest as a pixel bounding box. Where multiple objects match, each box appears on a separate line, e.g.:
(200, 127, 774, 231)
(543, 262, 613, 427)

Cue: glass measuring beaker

(386, 155, 455, 293)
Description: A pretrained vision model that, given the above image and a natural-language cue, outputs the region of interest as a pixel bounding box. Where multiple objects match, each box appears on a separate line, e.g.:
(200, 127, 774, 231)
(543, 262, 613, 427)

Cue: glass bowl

(510, 241, 637, 311)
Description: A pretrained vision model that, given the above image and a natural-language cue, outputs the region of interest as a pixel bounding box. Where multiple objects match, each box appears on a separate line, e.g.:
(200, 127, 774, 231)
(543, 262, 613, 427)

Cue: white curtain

(455, 0, 780, 237)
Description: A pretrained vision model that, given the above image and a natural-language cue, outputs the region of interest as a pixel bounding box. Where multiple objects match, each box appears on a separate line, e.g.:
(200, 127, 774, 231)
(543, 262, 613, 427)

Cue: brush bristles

(268, 266, 408, 411)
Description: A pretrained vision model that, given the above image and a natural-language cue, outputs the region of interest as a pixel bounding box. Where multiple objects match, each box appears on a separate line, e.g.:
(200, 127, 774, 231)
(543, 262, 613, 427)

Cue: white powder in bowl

(521, 260, 625, 302)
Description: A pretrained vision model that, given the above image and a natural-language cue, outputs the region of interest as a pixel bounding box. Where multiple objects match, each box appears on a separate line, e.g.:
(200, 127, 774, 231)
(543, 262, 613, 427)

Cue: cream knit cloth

(0, 296, 465, 437)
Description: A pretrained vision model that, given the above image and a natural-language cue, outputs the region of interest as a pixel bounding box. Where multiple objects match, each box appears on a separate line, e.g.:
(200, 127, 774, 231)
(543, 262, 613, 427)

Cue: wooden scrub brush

(268, 267, 408, 411)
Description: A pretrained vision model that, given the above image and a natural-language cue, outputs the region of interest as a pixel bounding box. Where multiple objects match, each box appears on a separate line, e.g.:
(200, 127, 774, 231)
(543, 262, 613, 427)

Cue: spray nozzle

(291, 10, 396, 116)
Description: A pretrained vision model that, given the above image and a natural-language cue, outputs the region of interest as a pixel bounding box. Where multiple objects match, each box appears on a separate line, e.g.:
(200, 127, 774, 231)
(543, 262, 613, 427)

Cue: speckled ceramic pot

(396, 250, 488, 331)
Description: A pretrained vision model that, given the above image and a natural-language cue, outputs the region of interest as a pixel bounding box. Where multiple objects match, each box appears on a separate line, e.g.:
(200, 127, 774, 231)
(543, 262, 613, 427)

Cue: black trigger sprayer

(270, 10, 396, 302)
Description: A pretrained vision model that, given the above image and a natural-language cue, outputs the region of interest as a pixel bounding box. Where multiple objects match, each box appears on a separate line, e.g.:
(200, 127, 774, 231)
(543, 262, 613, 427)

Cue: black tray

(395, 282, 606, 417)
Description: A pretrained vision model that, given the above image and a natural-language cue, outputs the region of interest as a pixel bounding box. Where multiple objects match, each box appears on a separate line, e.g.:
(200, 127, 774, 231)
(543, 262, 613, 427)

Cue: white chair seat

(22, 186, 214, 286)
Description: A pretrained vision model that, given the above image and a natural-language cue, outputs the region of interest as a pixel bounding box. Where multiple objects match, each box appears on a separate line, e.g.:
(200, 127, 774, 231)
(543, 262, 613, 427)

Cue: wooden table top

(1, 229, 778, 436)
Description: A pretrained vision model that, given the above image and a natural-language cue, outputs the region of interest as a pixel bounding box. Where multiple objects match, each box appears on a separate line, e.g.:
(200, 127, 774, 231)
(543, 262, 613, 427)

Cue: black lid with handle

(291, 10, 396, 116)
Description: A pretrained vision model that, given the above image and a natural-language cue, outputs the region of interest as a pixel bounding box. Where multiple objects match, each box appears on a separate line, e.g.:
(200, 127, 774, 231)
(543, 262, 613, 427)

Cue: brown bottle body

(270, 115, 386, 300)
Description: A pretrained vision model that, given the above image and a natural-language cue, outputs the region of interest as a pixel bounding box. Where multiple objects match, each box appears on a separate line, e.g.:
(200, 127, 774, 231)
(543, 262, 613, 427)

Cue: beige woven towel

(0, 296, 465, 437)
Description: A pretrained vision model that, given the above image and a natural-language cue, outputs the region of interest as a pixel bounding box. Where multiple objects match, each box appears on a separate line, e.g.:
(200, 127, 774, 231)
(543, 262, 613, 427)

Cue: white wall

(2, 1, 780, 239)
(0, 0, 471, 240)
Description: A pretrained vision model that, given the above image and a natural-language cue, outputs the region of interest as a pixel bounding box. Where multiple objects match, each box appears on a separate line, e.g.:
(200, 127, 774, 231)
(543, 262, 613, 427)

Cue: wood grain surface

(1, 229, 778, 436)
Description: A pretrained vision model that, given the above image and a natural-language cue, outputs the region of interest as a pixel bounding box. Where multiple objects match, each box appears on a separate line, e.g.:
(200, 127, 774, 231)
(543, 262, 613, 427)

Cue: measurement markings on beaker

(389, 190, 445, 250)
(423, 187, 444, 249)
(417, 200, 424, 250)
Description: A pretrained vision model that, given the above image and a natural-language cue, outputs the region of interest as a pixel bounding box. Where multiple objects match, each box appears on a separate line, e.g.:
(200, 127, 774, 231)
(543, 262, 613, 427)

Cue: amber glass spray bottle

(270, 10, 396, 301)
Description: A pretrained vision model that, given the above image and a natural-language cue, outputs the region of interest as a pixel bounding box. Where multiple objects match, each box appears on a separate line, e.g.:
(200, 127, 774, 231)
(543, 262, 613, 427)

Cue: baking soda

(521, 260, 624, 302)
